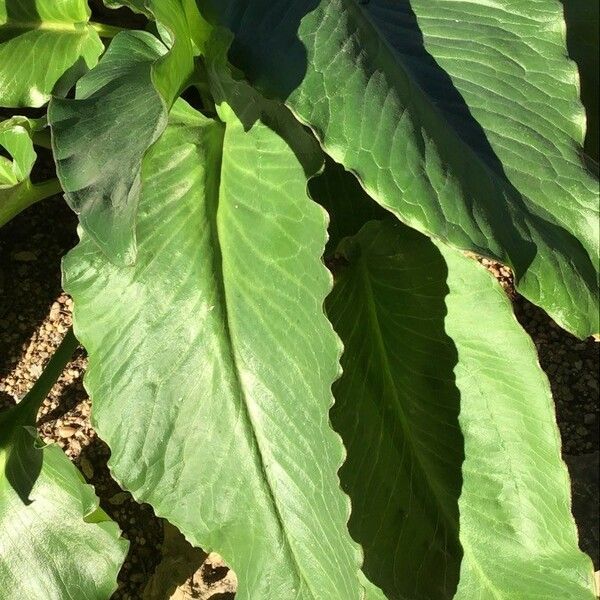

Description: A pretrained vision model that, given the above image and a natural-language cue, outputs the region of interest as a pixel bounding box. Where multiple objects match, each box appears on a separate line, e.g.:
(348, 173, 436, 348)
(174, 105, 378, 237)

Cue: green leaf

(0, 331, 128, 599)
(0, 116, 36, 186)
(0, 0, 103, 107)
(203, 27, 323, 177)
(207, 0, 600, 338)
(50, 1, 197, 265)
(63, 99, 363, 600)
(440, 244, 596, 600)
(0, 116, 61, 227)
(49, 31, 169, 266)
(327, 220, 596, 599)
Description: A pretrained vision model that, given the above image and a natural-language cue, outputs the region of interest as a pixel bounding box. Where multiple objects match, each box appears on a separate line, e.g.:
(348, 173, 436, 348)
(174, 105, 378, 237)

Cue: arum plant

(0, 0, 598, 599)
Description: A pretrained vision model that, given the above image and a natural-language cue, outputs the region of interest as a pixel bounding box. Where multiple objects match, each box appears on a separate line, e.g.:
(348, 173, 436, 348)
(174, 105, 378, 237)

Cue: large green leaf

(0, 331, 127, 599)
(205, 0, 600, 338)
(327, 220, 596, 599)
(0, 0, 103, 107)
(0, 116, 61, 227)
(63, 99, 363, 600)
(49, 2, 197, 265)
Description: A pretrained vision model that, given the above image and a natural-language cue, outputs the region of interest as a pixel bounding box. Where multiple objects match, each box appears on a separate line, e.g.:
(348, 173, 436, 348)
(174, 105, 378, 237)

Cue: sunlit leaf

(64, 99, 363, 600)
(0, 0, 103, 107)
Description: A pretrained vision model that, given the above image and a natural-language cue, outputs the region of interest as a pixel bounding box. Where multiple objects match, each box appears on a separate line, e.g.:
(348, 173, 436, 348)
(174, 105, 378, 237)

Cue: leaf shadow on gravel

(76, 436, 165, 599)
(0, 195, 75, 410)
(36, 370, 84, 426)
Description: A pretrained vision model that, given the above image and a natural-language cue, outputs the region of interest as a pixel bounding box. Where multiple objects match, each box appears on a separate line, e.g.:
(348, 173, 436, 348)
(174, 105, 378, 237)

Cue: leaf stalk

(90, 22, 125, 39)
(0, 178, 63, 229)
(9, 329, 78, 425)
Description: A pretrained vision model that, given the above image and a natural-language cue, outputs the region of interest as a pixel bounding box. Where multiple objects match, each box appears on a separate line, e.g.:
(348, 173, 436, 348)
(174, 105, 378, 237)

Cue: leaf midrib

(355, 254, 459, 537)
(208, 121, 317, 600)
(0, 20, 90, 34)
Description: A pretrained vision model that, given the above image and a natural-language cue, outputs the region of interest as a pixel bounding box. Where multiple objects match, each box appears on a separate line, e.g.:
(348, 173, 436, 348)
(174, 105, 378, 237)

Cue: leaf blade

(327, 220, 595, 599)
(49, 30, 169, 265)
(50, 1, 197, 264)
(63, 99, 363, 600)
(207, 0, 600, 337)
(0, 0, 103, 107)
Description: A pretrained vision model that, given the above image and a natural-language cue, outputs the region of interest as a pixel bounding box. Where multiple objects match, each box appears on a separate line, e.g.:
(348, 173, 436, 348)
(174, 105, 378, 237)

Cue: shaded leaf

(562, 0, 599, 161)
(49, 31, 169, 266)
(50, 1, 197, 265)
(327, 220, 596, 599)
(309, 156, 389, 254)
(361, 572, 388, 600)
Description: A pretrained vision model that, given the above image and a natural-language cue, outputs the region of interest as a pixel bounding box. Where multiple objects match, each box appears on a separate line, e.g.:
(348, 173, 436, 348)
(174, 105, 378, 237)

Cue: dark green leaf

(562, 0, 599, 161)
(50, 0, 197, 265)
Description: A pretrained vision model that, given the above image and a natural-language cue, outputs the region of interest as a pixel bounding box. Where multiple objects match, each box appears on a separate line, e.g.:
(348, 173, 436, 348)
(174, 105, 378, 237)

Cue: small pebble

(58, 425, 77, 438)
(28, 364, 43, 378)
(80, 457, 94, 479)
(12, 250, 37, 262)
(109, 492, 130, 506)
(49, 302, 61, 320)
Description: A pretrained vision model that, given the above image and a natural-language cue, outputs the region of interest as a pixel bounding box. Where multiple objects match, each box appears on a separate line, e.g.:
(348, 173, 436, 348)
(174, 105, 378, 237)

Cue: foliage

(0, 331, 127, 598)
(0, 0, 598, 598)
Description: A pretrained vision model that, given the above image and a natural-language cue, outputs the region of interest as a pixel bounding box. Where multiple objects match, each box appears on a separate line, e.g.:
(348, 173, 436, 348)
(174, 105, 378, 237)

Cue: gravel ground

(0, 198, 598, 597)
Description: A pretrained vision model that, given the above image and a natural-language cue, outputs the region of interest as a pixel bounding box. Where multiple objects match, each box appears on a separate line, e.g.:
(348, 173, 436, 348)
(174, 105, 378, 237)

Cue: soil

(0, 198, 598, 598)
